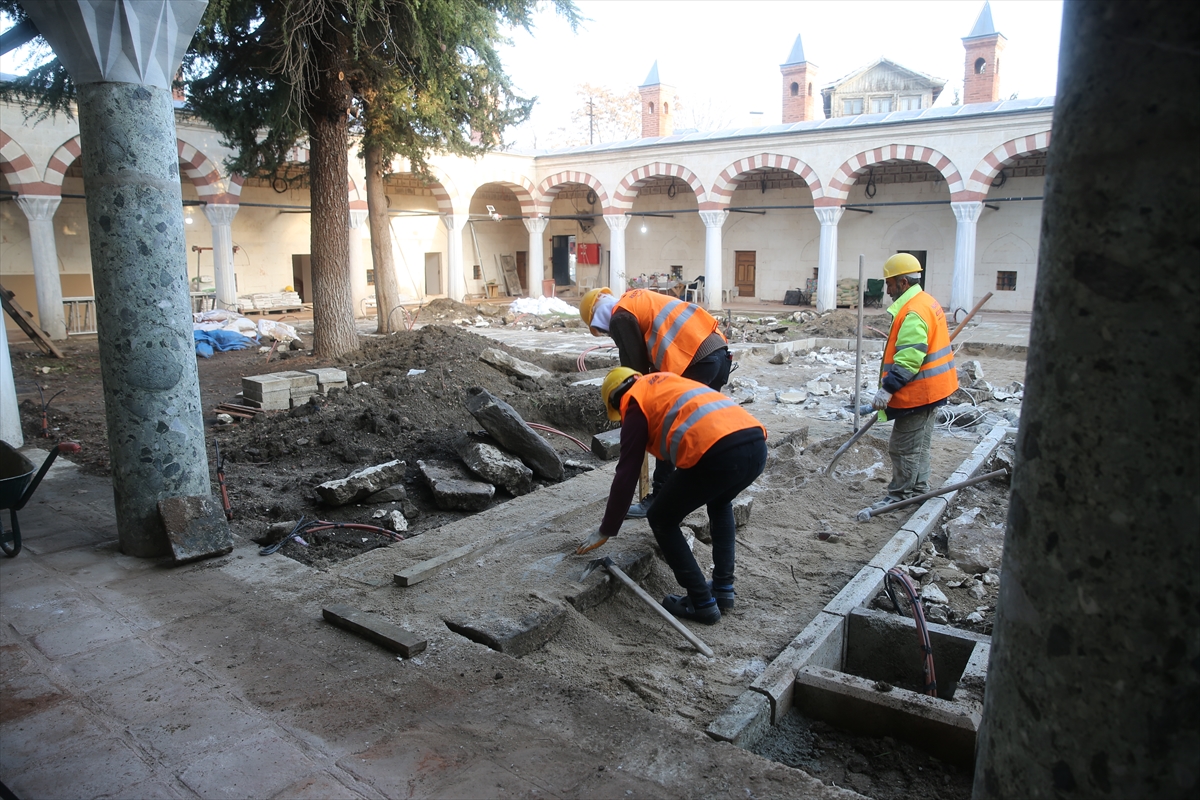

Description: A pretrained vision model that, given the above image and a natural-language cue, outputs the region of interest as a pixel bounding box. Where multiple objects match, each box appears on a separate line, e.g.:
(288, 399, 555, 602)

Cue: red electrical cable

(527, 422, 590, 452)
(887, 567, 938, 697)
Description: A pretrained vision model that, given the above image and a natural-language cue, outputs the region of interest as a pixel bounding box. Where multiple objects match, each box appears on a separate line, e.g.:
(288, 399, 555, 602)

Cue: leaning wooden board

(0, 282, 64, 358)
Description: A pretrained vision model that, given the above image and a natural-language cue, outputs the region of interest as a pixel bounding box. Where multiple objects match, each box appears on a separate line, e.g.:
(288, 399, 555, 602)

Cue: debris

(315, 460, 408, 507)
(775, 391, 806, 404)
(958, 360, 988, 389)
(768, 351, 790, 365)
(417, 460, 496, 511)
(947, 522, 1006, 574)
(158, 495, 233, 564)
(455, 435, 534, 496)
(464, 387, 565, 481)
(322, 603, 427, 657)
(479, 348, 552, 382)
(364, 484, 407, 504)
(591, 428, 622, 461)
(920, 583, 949, 605)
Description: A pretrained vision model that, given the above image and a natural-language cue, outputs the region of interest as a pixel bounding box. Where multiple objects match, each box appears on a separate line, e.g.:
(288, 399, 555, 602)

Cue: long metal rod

(603, 560, 714, 658)
(855, 469, 1009, 521)
(825, 416, 877, 475)
(854, 254, 865, 432)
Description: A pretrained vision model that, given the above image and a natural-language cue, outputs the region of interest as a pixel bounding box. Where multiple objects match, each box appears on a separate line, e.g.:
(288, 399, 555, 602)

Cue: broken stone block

(386, 510, 408, 533)
(682, 510, 711, 544)
(920, 583, 949, 605)
(444, 601, 567, 658)
(418, 460, 495, 511)
(315, 459, 407, 506)
(768, 351, 790, 365)
(591, 428, 622, 461)
(455, 435, 533, 496)
(479, 348, 552, 382)
(805, 380, 832, 396)
(948, 523, 1005, 574)
(464, 387, 565, 481)
(957, 360, 989, 390)
(364, 484, 407, 504)
(733, 495, 754, 528)
(158, 495, 233, 564)
(776, 391, 806, 404)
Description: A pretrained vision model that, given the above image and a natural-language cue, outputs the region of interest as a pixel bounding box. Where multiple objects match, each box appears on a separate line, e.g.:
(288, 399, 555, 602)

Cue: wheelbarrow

(0, 440, 81, 557)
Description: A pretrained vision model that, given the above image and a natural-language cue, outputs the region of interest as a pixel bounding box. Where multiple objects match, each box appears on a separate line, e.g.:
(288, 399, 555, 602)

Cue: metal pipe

(854, 254, 865, 432)
(855, 468, 1009, 521)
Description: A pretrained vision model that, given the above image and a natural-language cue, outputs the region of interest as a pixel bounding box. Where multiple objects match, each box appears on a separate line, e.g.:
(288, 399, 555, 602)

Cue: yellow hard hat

(882, 253, 922, 279)
(579, 287, 614, 326)
(601, 367, 640, 422)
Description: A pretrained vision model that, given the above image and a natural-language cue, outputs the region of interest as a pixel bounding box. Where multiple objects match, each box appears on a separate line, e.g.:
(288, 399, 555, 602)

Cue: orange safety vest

(882, 290, 958, 408)
(620, 373, 766, 468)
(614, 289, 723, 375)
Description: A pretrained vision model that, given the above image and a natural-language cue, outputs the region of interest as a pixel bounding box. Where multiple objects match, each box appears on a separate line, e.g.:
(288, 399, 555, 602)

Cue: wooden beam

(0, 282, 64, 358)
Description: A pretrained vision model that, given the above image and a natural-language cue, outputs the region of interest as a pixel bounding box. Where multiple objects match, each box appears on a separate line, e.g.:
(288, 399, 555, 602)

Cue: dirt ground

(6, 301, 1025, 799)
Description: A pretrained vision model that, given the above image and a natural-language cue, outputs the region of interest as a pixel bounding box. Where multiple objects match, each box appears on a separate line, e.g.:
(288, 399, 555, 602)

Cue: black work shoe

(661, 594, 721, 624)
(626, 493, 656, 519)
(708, 581, 736, 610)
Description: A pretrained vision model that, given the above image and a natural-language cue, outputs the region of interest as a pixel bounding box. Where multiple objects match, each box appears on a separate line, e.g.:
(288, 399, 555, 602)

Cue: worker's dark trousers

(646, 435, 767, 603)
(648, 348, 733, 495)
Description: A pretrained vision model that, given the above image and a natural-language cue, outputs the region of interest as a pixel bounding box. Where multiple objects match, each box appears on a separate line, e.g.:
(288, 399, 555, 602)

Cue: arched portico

(965, 130, 1053, 199)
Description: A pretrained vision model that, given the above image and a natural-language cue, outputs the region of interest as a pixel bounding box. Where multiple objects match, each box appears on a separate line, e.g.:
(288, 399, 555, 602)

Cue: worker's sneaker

(661, 594, 721, 625)
(708, 581, 736, 610)
(869, 495, 903, 512)
(626, 492, 656, 519)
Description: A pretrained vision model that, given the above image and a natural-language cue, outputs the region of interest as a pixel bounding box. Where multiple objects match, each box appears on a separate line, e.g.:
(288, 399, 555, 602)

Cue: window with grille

(996, 271, 1017, 291)
(842, 98, 863, 115)
(366, 269, 375, 286)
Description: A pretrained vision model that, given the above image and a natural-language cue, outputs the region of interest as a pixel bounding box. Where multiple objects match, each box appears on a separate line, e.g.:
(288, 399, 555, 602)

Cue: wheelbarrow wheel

(1, 511, 20, 557)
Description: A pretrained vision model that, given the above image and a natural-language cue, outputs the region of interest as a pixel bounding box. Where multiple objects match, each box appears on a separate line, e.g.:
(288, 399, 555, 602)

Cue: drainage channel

(706, 423, 1011, 767)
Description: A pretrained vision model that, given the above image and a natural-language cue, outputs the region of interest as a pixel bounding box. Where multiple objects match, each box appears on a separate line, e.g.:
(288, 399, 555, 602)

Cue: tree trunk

(365, 143, 401, 334)
(307, 33, 359, 358)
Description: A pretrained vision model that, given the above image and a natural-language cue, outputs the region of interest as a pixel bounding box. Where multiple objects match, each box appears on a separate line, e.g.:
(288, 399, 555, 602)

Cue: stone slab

(444, 599, 567, 658)
(564, 548, 654, 613)
(455, 436, 533, 496)
(305, 367, 348, 391)
(322, 603, 427, 657)
(418, 460, 496, 511)
(315, 459, 407, 507)
(269, 370, 319, 391)
(158, 495, 233, 564)
(464, 387, 564, 481)
(705, 689, 773, 747)
(590, 428, 622, 461)
(479, 347, 552, 381)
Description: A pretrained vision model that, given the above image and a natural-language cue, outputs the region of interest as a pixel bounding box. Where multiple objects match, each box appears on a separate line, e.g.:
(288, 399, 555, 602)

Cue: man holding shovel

(868, 253, 959, 510)
(576, 368, 766, 624)
(579, 288, 732, 518)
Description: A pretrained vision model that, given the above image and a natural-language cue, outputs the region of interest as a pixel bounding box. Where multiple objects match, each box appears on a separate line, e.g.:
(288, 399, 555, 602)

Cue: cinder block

(706, 689, 772, 747)
(242, 395, 290, 411)
(271, 370, 319, 392)
(750, 610, 844, 723)
(242, 374, 289, 400)
(591, 428, 622, 461)
(306, 368, 348, 391)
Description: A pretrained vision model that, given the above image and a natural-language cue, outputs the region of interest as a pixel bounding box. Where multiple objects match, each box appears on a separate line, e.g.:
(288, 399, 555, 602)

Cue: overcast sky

(498, 0, 1063, 149)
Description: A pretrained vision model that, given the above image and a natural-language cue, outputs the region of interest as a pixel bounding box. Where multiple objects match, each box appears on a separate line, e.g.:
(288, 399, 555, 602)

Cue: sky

(497, 0, 1063, 149)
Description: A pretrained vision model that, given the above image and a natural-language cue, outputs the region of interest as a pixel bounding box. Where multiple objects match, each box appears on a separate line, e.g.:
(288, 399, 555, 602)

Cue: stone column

(602, 214, 628, 294)
(443, 213, 467, 301)
(15, 194, 67, 340)
(814, 206, 844, 312)
(950, 200, 984, 317)
(699, 210, 728, 311)
(202, 202, 239, 310)
(524, 216, 548, 296)
(22, 0, 211, 557)
(974, 2, 1198, 797)
(348, 208, 369, 317)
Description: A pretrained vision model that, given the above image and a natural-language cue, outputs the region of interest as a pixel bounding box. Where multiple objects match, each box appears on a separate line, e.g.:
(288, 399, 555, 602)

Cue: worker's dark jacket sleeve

(598, 402, 648, 538)
(609, 309, 652, 374)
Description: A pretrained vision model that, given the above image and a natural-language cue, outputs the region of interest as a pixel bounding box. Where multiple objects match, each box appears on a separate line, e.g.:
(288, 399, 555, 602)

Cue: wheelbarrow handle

(15, 442, 81, 511)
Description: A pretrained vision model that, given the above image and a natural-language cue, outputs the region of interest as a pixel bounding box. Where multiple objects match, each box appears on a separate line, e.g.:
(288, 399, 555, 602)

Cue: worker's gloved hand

(576, 527, 609, 556)
(871, 389, 892, 410)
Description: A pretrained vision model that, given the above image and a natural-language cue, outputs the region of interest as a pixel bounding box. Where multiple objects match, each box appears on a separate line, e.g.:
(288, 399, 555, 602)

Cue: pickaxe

(582, 555, 714, 658)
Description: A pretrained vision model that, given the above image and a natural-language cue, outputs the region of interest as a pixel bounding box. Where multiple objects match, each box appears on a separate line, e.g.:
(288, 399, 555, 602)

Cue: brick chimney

(781, 34, 819, 123)
(962, 1, 1006, 104)
(639, 61, 675, 138)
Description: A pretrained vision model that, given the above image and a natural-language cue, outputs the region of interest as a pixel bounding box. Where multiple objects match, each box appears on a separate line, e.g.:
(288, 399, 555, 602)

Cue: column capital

(442, 213, 468, 231)
(698, 210, 728, 228)
(15, 194, 62, 221)
(603, 214, 629, 233)
(523, 216, 549, 234)
(349, 208, 368, 229)
(814, 206, 845, 226)
(951, 200, 985, 223)
(202, 203, 239, 225)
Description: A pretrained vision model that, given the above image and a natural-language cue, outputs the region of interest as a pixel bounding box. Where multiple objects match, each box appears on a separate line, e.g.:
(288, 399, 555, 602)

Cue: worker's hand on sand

(576, 527, 609, 555)
(871, 389, 892, 410)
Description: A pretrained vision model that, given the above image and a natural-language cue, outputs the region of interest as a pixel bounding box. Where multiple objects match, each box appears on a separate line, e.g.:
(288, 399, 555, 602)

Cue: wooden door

(735, 251, 756, 298)
(424, 252, 442, 295)
(516, 251, 528, 296)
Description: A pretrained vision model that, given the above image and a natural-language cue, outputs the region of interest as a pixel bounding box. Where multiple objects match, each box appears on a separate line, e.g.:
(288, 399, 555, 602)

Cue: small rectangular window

(473, 264, 483, 280)
(366, 269, 375, 286)
(842, 98, 863, 115)
(996, 271, 1017, 291)
(900, 96, 922, 111)
(870, 96, 893, 114)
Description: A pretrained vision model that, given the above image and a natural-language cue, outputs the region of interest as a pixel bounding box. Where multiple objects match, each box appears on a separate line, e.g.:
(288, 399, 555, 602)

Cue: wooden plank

(322, 603, 427, 657)
(394, 526, 542, 587)
(500, 254, 523, 296)
(0, 282, 65, 358)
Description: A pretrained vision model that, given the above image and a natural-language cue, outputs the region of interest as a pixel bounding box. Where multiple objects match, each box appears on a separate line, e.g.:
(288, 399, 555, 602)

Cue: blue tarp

(194, 329, 256, 358)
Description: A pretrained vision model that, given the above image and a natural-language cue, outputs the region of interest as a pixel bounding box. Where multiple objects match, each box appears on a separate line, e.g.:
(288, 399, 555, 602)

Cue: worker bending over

(577, 368, 766, 625)
(870, 253, 958, 510)
(579, 287, 732, 518)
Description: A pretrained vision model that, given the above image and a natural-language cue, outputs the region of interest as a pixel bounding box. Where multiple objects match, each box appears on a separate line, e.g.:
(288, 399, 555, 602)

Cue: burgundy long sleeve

(598, 403, 649, 538)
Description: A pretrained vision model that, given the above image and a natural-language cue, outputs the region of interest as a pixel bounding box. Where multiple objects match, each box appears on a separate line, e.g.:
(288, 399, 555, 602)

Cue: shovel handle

(604, 560, 714, 658)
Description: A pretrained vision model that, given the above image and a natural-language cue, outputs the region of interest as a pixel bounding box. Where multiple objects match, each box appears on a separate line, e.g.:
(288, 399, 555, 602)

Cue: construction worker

(579, 287, 732, 517)
(870, 253, 959, 509)
(576, 369, 767, 625)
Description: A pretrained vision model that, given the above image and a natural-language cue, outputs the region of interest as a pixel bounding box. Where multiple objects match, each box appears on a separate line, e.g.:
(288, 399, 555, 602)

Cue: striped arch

(535, 171, 610, 216)
(0, 129, 45, 191)
(822, 144, 966, 204)
(708, 153, 821, 208)
(348, 177, 366, 212)
(611, 162, 705, 212)
(964, 130, 1053, 199)
(177, 140, 236, 203)
(470, 172, 538, 216)
(41, 137, 82, 193)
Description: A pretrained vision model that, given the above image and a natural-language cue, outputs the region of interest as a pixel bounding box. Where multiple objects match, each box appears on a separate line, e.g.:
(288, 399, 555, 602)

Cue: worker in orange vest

(576, 368, 767, 625)
(869, 253, 959, 510)
(579, 288, 732, 518)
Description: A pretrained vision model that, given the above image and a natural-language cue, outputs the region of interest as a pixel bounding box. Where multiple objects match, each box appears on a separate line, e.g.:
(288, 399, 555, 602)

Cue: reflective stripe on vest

(615, 289, 722, 375)
(882, 290, 958, 408)
(621, 373, 765, 468)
